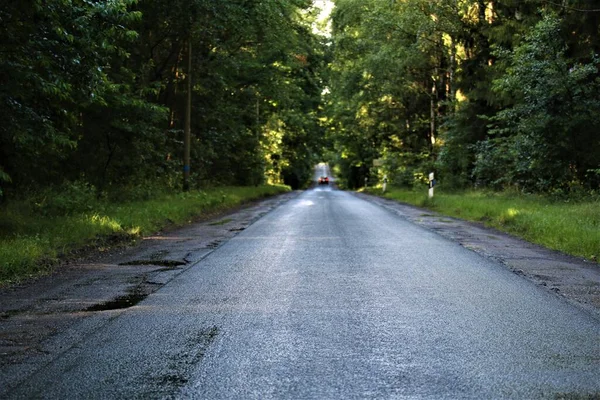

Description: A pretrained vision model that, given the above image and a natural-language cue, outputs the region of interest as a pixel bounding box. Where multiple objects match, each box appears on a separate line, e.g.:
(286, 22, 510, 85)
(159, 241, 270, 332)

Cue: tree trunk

(183, 39, 192, 191)
(430, 76, 437, 148)
(449, 36, 456, 103)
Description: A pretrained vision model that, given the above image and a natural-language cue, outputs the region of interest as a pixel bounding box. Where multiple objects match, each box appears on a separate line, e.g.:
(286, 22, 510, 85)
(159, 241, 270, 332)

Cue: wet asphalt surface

(3, 183, 600, 398)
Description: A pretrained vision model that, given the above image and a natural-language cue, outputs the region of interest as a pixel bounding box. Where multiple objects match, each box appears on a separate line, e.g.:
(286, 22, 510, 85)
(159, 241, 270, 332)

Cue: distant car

(318, 176, 329, 185)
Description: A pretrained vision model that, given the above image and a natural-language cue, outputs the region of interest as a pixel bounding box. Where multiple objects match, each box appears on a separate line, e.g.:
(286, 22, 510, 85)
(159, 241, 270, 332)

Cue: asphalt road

(5, 179, 600, 398)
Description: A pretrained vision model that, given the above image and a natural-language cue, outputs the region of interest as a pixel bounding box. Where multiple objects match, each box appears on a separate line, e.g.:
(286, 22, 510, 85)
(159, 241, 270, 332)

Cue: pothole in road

(205, 240, 222, 249)
(228, 227, 245, 232)
(119, 259, 186, 267)
(85, 290, 148, 312)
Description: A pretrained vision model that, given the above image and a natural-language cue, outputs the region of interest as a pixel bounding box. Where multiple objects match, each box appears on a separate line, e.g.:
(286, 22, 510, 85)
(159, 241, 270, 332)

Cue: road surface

(4, 178, 600, 399)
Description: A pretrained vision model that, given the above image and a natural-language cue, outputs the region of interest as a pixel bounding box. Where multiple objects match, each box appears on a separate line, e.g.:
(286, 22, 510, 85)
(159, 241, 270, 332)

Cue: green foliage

(0, 0, 325, 198)
(329, 1, 600, 195)
(0, 0, 144, 189)
(29, 181, 98, 217)
(484, 13, 600, 192)
(327, 0, 461, 188)
(164, 0, 327, 188)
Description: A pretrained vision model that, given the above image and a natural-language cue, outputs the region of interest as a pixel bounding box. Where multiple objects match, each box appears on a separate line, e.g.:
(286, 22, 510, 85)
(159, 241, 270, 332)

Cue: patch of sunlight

(90, 214, 122, 231)
(442, 33, 453, 47)
(127, 226, 141, 235)
(357, 105, 369, 117)
(380, 94, 393, 103)
(507, 208, 520, 217)
(413, 172, 426, 183)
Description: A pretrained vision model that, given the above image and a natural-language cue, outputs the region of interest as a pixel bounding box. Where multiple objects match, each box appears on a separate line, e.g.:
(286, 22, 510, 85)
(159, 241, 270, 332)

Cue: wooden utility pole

(183, 39, 192, 191)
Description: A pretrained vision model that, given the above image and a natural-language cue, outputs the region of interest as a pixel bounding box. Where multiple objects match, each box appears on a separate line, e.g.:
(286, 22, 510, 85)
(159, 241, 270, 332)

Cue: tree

(328, 0, 600, 193)
(0, 0, 327, 197)
(479, 13, 600, 191)
(0, 0, 144, 193)
(327, 0, 461, 188)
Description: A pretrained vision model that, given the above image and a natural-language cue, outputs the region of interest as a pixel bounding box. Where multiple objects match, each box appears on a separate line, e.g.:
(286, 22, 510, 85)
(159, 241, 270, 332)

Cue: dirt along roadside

(0, 191, 300, 379)
(355, 192, 600, 320)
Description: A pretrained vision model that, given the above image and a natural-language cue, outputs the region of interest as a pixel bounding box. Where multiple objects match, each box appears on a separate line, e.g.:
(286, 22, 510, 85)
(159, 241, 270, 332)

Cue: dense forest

(1, 0, 599, 200)
(327, 0, 600, 194)
(0, 0, 326, 199)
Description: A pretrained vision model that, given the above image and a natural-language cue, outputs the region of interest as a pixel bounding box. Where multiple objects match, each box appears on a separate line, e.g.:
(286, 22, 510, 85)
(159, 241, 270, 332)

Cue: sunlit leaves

(484, 13, 600, 191)
(328, 0, 600, 193)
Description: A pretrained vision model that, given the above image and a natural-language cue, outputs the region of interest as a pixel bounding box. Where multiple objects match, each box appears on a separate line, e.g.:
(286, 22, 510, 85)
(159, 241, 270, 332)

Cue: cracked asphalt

(1, 172, 599, 398)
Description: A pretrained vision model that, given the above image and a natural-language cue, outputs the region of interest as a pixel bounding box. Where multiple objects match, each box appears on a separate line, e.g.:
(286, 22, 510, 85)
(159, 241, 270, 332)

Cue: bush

(30, 181, 98, 216)
(488, 13, 600, 193)
(382, 151, 434, 188)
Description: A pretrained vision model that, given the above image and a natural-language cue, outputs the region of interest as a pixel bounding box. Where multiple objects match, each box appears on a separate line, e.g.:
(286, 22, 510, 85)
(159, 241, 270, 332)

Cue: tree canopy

(1, 0, 599, 199)
(0, 0, 326, 198)
(325, 0, 600, 193)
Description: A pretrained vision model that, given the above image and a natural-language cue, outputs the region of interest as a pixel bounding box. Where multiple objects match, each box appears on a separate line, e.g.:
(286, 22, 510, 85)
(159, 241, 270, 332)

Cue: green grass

(0, 185, 289, 284)
(364, 186, 600, 263)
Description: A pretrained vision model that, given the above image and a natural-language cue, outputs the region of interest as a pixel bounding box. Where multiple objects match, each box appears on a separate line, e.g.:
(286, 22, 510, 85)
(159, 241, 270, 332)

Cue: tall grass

(364, 187, 600, 262)
(0, 185, 289, 283)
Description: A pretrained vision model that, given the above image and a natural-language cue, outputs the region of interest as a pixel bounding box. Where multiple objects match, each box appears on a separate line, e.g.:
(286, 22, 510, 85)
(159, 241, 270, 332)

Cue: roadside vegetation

(1, 1, 326, 200)
(0, 185, 289, 284)
(364, 186, 599, 263)
(326, 1, 600, 197)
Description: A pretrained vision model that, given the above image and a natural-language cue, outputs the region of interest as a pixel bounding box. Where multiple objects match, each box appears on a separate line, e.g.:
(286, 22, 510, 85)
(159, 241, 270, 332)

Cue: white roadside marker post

(428, 172, 435, 199)
(383, 175, 388, 193)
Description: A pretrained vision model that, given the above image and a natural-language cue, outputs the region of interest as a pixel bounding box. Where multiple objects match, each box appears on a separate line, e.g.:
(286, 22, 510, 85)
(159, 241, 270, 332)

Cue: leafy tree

(327, 0, 461, 188)
(480, 13, 600, 192)
(0, 0, 326, 198)
(328, 0, 600, 193)
(0, 0, 143, 193)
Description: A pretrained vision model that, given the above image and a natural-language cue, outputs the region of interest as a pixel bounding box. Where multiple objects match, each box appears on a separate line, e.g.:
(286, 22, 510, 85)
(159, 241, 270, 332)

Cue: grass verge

(363, 186, 599, 263)
(0, 185, 290, 284)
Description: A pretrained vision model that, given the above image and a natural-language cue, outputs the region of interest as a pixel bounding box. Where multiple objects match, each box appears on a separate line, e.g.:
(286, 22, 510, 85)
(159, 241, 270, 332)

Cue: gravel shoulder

(355, 191, 600, 320)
